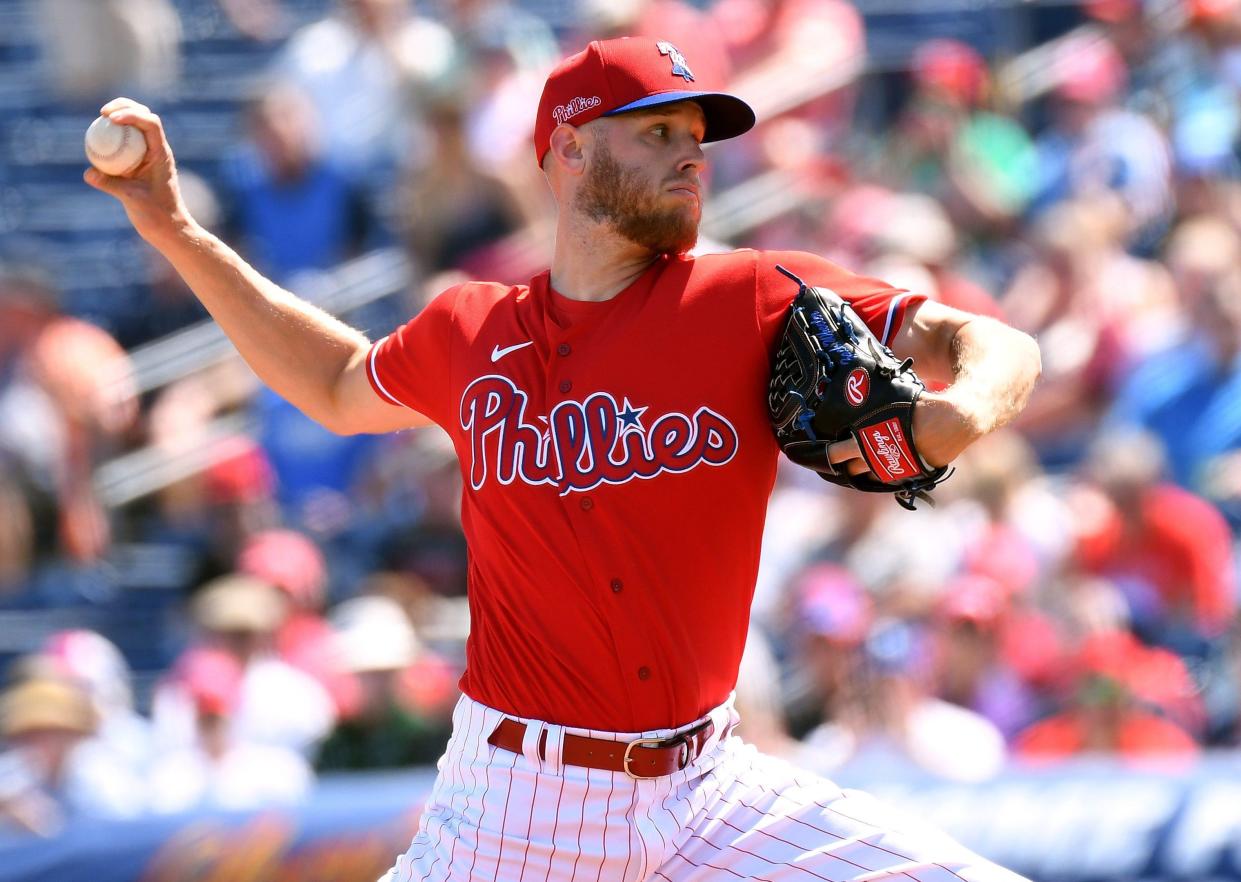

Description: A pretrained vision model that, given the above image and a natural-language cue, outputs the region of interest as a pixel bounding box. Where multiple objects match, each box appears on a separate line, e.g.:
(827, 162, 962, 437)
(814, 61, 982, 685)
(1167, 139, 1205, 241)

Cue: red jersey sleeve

(753, 250, 926, 354)
(365, 285, 459, 427)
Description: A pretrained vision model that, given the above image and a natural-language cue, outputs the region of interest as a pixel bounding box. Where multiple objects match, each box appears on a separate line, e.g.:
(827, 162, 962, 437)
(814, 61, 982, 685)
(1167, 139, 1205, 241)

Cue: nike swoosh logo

(490, 340, 534, 362)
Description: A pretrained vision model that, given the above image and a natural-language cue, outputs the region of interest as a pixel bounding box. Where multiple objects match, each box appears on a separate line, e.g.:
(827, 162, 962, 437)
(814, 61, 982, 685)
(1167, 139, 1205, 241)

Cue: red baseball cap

(534, 36, 755, 164)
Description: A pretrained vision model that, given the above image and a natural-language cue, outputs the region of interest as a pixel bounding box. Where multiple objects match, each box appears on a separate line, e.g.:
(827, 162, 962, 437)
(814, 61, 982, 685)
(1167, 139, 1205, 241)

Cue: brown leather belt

(487, 716, 723, 779)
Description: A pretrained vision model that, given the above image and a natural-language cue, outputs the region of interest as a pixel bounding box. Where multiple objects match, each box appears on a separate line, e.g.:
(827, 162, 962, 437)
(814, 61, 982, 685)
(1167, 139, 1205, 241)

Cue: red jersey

(367, 248, 922, 731)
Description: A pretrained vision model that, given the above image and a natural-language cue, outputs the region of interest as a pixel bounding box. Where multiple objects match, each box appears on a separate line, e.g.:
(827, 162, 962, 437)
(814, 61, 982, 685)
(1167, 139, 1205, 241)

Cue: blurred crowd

(2, 0, 1241, 838)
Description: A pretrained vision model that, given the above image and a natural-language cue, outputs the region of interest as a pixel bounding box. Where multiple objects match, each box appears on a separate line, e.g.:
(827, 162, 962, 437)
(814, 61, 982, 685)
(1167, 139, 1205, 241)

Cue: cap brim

(603, 91, 756, 143)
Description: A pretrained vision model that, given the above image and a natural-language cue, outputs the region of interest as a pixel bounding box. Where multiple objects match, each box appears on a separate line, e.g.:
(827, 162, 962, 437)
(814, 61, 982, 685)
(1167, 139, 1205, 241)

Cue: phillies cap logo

(845, 368, 870, 406)
(657, 41, 695, 82)
(552, 95, 601, 125)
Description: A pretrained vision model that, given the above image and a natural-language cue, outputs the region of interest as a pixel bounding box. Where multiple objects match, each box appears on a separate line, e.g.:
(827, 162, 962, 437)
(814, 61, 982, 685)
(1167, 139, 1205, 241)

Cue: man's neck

(550, 218, 661, 302)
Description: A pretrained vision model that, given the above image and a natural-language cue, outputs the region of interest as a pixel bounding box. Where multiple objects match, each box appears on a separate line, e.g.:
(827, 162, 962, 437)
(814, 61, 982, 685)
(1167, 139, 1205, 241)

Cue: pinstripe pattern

(380, 695, 1028, 882)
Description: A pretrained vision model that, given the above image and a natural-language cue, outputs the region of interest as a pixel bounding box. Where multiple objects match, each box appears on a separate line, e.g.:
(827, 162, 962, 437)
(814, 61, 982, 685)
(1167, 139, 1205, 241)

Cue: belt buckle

(623, 735, 690, 780)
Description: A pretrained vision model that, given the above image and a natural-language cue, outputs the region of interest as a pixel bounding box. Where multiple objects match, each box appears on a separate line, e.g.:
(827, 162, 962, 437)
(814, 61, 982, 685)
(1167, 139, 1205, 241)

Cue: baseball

(84, 115, 147, 177)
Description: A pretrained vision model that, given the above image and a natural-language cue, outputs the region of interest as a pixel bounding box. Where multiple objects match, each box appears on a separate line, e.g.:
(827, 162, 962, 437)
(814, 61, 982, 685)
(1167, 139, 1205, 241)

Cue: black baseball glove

(767, 265, 952, 510)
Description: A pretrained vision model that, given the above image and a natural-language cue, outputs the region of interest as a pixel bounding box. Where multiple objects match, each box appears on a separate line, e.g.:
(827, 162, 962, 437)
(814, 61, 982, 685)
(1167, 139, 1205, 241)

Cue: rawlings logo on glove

(767, 266, 952, 510)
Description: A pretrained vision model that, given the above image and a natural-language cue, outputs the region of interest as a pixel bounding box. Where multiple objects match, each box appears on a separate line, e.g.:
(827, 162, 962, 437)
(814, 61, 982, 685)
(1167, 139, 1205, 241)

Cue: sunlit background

(0, 0, 1239, 879)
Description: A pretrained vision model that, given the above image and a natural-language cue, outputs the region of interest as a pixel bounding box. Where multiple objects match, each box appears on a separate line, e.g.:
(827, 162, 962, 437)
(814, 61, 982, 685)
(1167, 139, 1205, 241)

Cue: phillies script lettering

(460, 375, 739, 495)
(552, 96, 601, 124)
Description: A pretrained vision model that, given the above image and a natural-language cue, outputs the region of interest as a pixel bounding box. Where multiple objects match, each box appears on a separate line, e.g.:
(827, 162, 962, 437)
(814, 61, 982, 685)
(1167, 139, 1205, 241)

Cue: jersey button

(610, 579, 623, 593)
(559, 380, 573, 394)
(557, 343, 571, 356)
(637, 666, 651, 681)
(580, 497, 594, 511)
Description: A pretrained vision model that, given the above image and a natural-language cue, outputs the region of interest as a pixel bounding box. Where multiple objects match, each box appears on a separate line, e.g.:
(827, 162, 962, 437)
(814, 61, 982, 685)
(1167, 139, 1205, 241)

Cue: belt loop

(520, 720, 545, 769)
(542, 724, 565, 775)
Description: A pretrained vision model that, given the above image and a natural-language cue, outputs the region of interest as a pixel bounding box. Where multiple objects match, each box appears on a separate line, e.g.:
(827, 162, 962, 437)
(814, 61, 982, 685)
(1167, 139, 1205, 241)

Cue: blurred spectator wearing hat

(1014, 629, 1200, 762)
(0, 676, 142, 836)
(40, 631, 153, 779)
(151, 574, 335, 757)
(930, 574, 1046, 740)
(781, 564, 874, 740)
(147, 647, 312, 814)
(884, 39, 1039, 237)
(315, 595, 457, 771)
(235, 529, 354, 713)
(798, 618, 1007, 783)
(1069, 429, 1236, 654)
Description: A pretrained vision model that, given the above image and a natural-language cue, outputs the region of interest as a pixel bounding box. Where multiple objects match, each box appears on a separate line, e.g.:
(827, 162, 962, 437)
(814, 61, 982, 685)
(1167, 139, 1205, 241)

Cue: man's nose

(677, 138, 706, 173)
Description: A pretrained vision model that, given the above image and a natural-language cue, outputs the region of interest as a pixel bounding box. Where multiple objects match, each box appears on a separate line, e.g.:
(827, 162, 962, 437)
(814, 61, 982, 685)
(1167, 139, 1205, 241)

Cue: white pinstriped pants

(380, 694, 1029, 882)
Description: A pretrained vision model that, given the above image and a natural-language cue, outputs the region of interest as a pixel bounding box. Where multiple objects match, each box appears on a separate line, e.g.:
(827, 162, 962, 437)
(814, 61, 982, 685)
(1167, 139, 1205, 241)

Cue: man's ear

(548, 124, 587, 176)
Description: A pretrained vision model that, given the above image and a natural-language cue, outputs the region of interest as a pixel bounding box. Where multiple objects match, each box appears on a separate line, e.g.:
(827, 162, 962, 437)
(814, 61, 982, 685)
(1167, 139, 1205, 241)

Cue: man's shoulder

(690, 248, 853, 282)
(434, 278, 531, 307)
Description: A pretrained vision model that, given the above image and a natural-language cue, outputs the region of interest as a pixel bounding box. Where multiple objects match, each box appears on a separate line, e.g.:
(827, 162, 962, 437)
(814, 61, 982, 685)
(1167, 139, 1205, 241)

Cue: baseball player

(88, 36, 1040, 882)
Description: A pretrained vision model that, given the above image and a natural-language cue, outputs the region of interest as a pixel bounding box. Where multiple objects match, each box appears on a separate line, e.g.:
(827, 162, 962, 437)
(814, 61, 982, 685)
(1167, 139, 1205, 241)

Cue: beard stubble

(574, 140, 700, 255)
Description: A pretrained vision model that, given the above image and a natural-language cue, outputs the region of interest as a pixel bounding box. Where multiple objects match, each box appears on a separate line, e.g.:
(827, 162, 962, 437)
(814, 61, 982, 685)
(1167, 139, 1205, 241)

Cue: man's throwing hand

(83, 98, 196, 247)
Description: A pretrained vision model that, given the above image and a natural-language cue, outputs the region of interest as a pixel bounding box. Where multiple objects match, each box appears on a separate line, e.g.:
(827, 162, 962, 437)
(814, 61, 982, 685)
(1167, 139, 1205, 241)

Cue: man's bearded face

(574, 138, 699, 255)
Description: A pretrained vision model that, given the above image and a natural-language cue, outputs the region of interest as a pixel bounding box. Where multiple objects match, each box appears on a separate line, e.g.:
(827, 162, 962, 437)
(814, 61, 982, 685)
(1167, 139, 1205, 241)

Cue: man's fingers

(827, 438, 872, 477)
(100, 97, 150, 116)
(827, 438, 861, 465)
(83, 167, 123, 195)
(845, 460, 870, 477)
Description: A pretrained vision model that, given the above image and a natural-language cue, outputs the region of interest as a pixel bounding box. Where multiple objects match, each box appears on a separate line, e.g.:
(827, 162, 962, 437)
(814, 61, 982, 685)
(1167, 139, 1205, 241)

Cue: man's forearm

(155, 221, 369, 431)
(944, 317, 1042, 436)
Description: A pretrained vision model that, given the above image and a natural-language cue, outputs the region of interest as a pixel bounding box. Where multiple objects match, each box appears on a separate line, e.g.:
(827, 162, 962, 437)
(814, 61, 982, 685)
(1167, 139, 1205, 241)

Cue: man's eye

(651, 125, 668, 137)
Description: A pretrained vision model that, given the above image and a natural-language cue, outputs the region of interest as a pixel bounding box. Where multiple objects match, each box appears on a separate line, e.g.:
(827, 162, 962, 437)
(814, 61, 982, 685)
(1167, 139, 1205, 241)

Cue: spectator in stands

(316, 595, 456, 770)
(1107, 265, 1241, 524)
(273, 0, 458, 182)
(399, 94, 528, 275)
(220, 82, 378, 285)
(0, 263, 137, 592)
(799, 619, 1007, 783)
(35, 0, 181, 105)
(883, 39, 1038, 235)
(376, 429, 469, 600)
(781, 564, 872, 740)
(1029, 32, 1174, 248)
(151, 574, 335, 757)
(148, 647, 312, 813)
(1070, 429, 1236, 654)
(1004, 195, 1179, 465)
(236, 529, 355, 715)
(214, 82, 387, 531)
(1014, 630, 1200, 762)
(848, 190, 1006, 320)
(930, 575, 1043, 740)
(0, 675, 142, 836)
(39, 631, 152, 780)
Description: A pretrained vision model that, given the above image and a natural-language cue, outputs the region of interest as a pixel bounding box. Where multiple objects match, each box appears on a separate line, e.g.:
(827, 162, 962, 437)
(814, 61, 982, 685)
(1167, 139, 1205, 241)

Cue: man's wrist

(931, 387, 990, 442)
